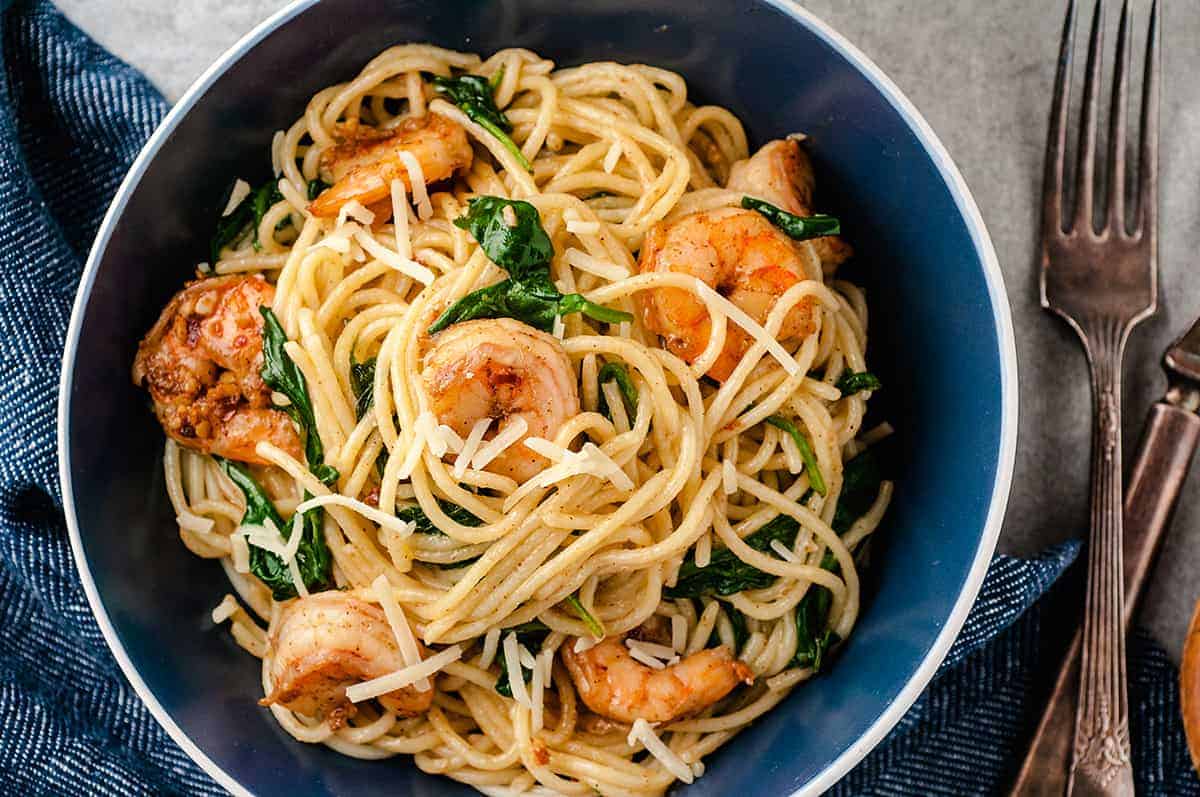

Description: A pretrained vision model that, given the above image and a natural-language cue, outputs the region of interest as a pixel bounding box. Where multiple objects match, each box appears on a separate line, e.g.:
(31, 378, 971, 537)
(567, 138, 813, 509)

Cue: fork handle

(1068, 331, 1136, 797)
(1010, 400, 1200, 796)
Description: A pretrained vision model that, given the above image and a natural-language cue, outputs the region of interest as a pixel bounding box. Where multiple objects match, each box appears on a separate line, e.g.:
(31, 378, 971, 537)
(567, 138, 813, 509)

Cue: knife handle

(1009, 401, 1200, 796)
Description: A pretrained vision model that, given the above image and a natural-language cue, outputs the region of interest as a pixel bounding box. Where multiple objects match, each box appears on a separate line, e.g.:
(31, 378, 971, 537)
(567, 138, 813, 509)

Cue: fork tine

(1072, 0, 1106, 234)
(1106, 0, 1132, 232)
(1135, 0, 1161, 238)
(1043, 0, 1078, 235)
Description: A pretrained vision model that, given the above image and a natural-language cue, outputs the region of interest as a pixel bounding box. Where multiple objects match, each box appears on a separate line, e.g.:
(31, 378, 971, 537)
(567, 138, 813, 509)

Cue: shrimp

(261, 591, 434, 727)
(726, 137, 853, 273)
(308, 113, 473, 218)
(421, 318, 580, 483)
(637, 206, 818, 382)
(562, 635, 754, 724)
(132, 275, 301, 465)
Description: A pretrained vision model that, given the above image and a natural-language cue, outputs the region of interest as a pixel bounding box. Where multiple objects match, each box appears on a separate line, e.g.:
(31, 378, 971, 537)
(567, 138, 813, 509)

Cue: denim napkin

(1, 1, 1197, 795)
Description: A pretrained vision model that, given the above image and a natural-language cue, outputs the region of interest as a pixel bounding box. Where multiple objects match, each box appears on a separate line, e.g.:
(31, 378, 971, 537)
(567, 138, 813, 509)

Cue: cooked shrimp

(309, 113, 473, 218)
(132, 275, 301, 464)
(261, 591, 434, 727)
(421, 318, 580, 483)
(726, 138, 852, 273)
(562, 635, 754, 724)
(637, 206, 818, 382)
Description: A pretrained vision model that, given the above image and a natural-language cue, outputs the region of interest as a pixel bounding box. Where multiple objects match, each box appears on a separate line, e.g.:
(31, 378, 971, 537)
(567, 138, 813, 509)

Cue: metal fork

(1039, 0, 1160, 794)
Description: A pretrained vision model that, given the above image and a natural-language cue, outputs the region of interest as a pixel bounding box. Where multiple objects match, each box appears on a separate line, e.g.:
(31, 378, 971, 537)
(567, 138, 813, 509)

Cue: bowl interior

(62, 1, 1010, 794)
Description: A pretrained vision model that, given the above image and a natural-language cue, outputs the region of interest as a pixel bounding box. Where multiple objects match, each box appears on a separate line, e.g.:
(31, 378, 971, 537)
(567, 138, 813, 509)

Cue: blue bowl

(58, 1, 1016, 794)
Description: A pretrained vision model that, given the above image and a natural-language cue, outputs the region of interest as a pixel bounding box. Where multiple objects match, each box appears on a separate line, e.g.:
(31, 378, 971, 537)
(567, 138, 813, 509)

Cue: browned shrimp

(726, 138, 853, 273)
(132, 275, 300, 465)
(261, 591, 434, 728)
(637, 207, 818, 382)
(421, 318, 580, 483)
(562, 635, 754, 724)
(309, 113, 473, 218)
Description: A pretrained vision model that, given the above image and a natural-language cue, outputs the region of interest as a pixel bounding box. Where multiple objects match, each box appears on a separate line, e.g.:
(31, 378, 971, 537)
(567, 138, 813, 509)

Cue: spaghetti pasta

(135, 43, 893, 795)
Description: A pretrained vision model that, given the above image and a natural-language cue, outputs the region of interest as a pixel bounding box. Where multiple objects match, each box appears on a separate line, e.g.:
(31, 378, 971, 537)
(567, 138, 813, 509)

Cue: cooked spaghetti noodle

(137, 43, 893, 795)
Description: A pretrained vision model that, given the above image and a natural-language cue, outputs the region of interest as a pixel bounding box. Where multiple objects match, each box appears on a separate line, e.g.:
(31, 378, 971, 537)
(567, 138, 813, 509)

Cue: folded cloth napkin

(0, 2, 1196, 795)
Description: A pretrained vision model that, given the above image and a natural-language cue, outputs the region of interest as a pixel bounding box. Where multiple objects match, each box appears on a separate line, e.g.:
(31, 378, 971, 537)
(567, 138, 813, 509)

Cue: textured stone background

(55, 0, 1200, 660)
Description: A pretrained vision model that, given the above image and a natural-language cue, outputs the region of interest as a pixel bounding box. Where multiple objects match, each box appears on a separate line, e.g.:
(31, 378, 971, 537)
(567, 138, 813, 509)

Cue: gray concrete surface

(55, 0, 1200, 661)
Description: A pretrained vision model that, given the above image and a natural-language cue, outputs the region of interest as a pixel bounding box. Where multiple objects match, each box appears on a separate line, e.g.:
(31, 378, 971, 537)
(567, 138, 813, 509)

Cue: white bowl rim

(56, 2, 1018, 795)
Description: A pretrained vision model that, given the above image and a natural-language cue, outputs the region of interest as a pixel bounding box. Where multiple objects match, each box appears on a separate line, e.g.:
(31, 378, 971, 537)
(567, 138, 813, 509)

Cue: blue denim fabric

(0, 2, 1195, 795)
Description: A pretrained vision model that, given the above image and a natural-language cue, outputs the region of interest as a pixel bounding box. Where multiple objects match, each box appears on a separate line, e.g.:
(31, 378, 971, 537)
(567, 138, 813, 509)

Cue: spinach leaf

(428, 198, 632, 334)
(216, 457, 332, 600)
(666, 514, 801, 598)
(494, 621, 550, 697)
(597, 362, 638, 421)
(832, 449, 883, 534)
(307, 177, 330, 201)
(565, 594, 606, 638)
(396, 499, 483, 535)
(432, 73, 531, 171)
(251, 180, 284, 251)
(836, 370, 882, 397)
(211, 184, 255, 263)
(792, 551, 840, 672)
(453, 196, 553, 279)
(349, 354, 376, 420)
(259, 307, 339, 485)
(765, 415, 827, 496)
(741, 196, 840, 241)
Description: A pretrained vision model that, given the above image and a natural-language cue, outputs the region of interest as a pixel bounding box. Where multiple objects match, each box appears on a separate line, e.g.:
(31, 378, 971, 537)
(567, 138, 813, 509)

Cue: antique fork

(1039, 0, 1159, 795)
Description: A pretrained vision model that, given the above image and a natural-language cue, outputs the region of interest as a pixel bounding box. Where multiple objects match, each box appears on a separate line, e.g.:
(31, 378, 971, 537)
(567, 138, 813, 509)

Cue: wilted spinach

(765, 415, 827, 496)
(216, 457, 332, 600)
(836, 370, 882, 397)
(349, 354, 376, 420)
(596, 362, 638, 421)
(792, 551, 840, 672)
(259, 307, 339, 485)
(428, 197, 632, 334)
(666, 514, 802, 598)
(494, 621, 550, 697)
(741, 196, 841, 241)
(432, 69, 530, 171)
(396, 499, 483, 535)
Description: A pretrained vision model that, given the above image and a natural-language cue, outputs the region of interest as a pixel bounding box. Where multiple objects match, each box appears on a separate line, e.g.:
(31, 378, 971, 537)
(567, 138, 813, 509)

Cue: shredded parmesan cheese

(626, 645, 667, 670)
(552, 315, 565, 340)
(565, 219, 601, 237)
(530, 659, 545, 732)
(501, 204, 518, 227)
(398, 151, 432, 220)
(390, 178, 413, 261)
(671, 614, 687, 653)
(176, 511, 214, 533)
(479, 628, 501, 670)
(693, 278, 800, 375)
(564, 247, 629, 281)
(722, 458, 738, 495)
(627, 638, 677, 660)
(354, 229, 434, 284)
(502, 633, 532, 707)
(222, 179, 251, 216)
(454, 418, 491, 479)
(231, 534, 250, 574)
(573, 636, 599, 654)
(211, 594, 240, 624)
(296, 494, 417, 539)
(770, 538, 800, 563)
(628, 719, 694, 783)
(371, 575, 430, 691)
(345, 644, 462, 703)
(337, 200, 376, 227)
(472, 416, 529, 470)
